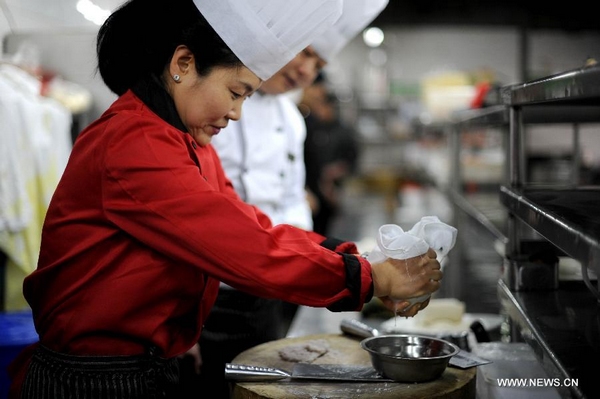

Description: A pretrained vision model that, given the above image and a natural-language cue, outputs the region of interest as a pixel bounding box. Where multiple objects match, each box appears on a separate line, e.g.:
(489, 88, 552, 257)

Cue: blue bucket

(0, 310, 38, 399)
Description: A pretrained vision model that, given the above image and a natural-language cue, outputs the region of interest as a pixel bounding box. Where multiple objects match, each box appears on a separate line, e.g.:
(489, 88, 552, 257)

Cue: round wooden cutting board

(229, 333, 476, 399)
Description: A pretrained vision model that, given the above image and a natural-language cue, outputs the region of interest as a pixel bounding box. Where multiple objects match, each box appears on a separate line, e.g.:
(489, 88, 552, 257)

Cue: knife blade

(225, 363, 393, 382)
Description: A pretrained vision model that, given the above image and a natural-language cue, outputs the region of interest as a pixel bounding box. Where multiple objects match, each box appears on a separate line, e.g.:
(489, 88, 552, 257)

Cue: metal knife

(225, 363, 393, 382)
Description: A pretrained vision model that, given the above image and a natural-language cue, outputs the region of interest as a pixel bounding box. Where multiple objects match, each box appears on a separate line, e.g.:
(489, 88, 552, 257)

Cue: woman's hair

(97, 0, 242, 95)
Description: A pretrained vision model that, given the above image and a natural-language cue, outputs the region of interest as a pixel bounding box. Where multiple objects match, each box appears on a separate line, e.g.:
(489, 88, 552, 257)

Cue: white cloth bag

(365, 216, 458, 307)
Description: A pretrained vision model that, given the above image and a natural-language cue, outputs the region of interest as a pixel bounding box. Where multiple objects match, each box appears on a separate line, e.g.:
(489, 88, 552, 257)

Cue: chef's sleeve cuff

(326, 253, 373, 312)
(319, 238, 359, 255)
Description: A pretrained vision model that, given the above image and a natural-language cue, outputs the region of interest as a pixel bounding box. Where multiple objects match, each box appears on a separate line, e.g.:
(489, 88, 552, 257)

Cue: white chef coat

(0, 64, 72, 310)
(212, 92, 313, 230)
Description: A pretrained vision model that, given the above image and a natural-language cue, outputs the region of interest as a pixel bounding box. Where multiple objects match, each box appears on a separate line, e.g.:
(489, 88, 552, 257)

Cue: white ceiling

(3, 0, 598, 33)
(1, 0, 125, 31)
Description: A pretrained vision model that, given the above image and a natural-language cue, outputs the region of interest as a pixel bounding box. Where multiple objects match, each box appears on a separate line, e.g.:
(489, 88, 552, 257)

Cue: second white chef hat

(193, 0, 343, 81)
(311, 0, 389, 62)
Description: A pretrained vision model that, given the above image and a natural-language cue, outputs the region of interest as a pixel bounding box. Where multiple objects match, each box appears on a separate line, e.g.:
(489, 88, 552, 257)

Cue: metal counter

(498, 279, 600, 399)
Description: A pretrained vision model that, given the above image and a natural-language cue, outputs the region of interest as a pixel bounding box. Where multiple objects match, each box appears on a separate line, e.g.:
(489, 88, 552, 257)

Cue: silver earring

(173, 74, 181, 82)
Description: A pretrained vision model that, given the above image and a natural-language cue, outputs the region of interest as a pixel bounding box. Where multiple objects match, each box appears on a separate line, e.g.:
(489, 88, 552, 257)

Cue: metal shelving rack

(498, 64, 600, 399)
(440, 101, 597, 301)
(437, 106, 510, 303)
(446, 99, 600, 259)
(425, 101, 590, 303)
(447, 105, 509, 243)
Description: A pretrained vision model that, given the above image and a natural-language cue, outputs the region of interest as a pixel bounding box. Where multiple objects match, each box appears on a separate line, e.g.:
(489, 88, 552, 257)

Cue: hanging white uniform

(212, 92, 313, 230)
(0, 64, 72, 310)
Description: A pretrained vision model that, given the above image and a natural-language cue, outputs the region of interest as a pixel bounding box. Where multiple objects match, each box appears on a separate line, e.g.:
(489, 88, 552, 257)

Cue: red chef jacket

(14, 90, 373, 368)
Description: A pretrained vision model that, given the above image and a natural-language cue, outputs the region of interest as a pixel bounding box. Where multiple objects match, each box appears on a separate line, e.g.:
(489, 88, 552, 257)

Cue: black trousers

(21, 345, 180, 399)
(198, 289, 287, 398)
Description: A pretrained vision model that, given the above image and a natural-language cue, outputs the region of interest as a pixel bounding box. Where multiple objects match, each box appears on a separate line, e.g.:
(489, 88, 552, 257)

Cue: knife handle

(340, 318, 380, 338)
(224, 363, 291, 381)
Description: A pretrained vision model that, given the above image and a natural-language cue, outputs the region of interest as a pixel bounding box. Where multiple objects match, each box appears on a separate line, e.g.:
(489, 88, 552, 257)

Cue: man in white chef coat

(212, 0, 389, 230)
(202, 1, 390, 395)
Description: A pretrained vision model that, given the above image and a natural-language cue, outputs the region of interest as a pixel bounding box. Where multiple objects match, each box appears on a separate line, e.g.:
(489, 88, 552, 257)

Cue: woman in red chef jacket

(8, 0, 442, 398)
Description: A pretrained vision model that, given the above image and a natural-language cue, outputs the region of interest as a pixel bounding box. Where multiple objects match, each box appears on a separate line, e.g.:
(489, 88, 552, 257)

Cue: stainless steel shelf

(502, 64, 600, 106)
(453, 104, 600, 126)
(498, 279, 600, 399)
(445, 107, 510, 243)
(499, 186, 600, 282)
(448, 189, 507, 243)
(452, 105, 508, 127)
(436, 69, 600, 399)
(498, 64, 600, 399)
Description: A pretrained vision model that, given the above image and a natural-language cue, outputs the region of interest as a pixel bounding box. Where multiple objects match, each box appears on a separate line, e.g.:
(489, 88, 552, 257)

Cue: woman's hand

(379, 296, 431, 317)
(370, 248, 442, 308)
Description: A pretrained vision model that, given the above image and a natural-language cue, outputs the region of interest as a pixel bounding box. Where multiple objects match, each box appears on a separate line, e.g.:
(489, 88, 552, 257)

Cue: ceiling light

(76, 0, 111, 26)
(363, 27, 384, 48)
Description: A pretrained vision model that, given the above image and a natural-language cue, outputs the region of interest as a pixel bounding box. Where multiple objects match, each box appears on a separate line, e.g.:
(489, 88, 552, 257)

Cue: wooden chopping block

(230, 333, 476, 399)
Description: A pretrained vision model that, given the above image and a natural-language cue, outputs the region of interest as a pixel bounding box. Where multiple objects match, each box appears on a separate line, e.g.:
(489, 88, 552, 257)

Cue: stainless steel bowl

(360, 334, 459, 382)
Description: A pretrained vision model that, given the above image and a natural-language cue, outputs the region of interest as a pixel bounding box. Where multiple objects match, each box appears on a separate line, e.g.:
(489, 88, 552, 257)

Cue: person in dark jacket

(302, 73, 359, 235)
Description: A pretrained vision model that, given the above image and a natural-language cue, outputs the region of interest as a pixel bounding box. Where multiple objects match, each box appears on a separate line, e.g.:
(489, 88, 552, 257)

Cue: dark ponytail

(97, 0, 242, 95)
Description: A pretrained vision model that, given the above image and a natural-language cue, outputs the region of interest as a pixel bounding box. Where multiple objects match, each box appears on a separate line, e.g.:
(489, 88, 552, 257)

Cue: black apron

(21, 345, 179, 399)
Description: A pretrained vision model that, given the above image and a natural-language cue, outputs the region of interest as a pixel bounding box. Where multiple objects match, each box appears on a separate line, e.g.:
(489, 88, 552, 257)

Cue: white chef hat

(311, 0, 389, 62)
(193, 0, 343, 81)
